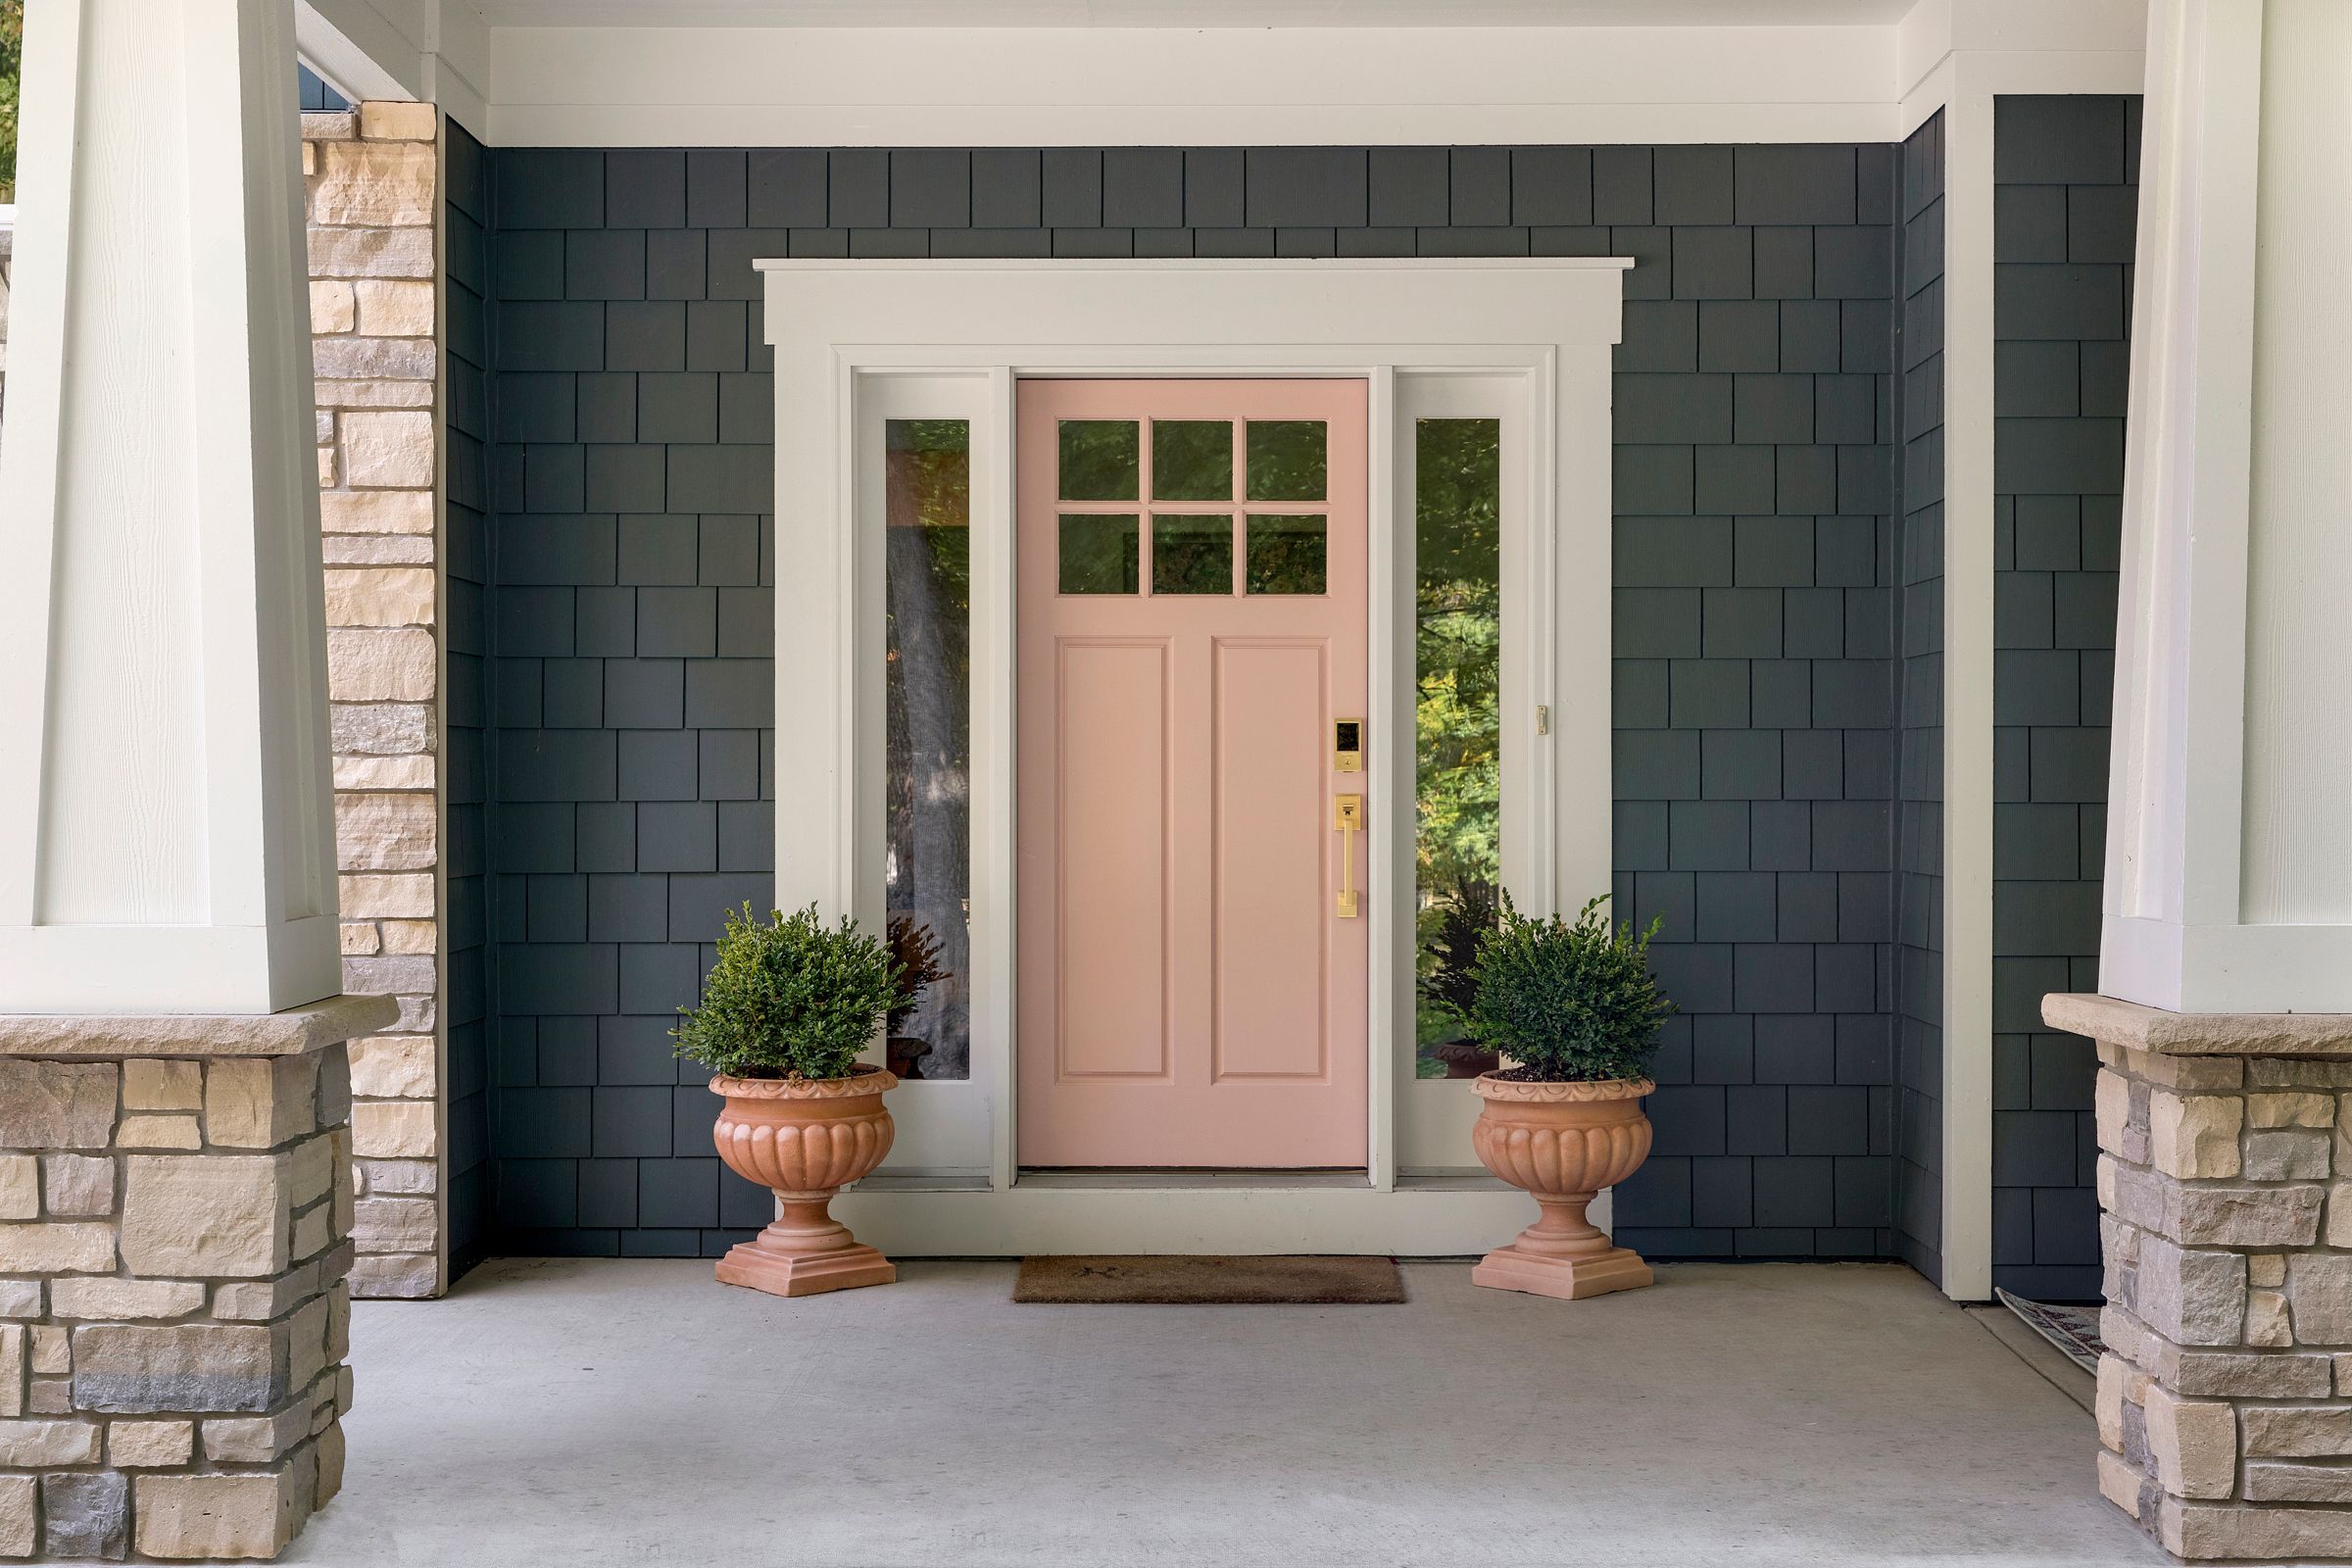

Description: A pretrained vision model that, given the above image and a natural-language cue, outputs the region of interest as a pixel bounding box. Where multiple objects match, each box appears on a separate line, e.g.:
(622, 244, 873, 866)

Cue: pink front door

(1016, 379, 1369, 1168)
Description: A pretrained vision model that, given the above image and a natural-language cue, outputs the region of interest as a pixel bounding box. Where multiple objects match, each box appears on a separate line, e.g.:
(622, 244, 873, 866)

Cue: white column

(2101, 0, 2352, 1013)
(0, 0, 340, 1013)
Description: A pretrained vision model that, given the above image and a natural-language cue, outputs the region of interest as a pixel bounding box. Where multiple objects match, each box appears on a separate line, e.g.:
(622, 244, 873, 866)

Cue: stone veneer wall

(2080, 999, 2352, 1560)
(0, 999, 388, 1561)
(304, 100, 446, 1298)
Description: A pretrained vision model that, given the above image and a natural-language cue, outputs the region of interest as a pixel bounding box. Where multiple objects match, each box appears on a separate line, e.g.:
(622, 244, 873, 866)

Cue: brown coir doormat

(1013, 1254, 1405, 1304)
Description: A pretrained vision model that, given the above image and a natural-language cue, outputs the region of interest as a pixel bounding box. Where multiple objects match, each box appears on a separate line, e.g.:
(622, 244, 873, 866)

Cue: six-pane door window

(1055, 417, 1329, 597)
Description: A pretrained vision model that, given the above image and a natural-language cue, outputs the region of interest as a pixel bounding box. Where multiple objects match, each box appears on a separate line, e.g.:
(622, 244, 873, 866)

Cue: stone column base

(2049, 993, 2352, 1563)
(0, 995, 393, 1561)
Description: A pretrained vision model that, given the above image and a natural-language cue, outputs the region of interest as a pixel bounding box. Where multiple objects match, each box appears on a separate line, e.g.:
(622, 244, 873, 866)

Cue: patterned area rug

(1996, 1288, 2106, 1373)
(1014, 1254, 1406, 1304)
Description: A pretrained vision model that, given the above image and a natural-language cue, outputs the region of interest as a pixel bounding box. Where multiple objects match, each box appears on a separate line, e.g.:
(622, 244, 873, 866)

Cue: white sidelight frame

(761, 259, 1624, 1253)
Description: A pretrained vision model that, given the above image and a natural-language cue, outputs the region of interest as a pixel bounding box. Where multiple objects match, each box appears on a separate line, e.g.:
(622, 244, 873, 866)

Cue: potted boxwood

(1455, 894, 1675, 1300)
(673, 903, 915, 1298)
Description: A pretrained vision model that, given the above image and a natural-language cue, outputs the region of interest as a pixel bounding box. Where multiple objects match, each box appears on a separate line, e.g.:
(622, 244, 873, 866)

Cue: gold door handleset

(1334, 794, 1363, 918)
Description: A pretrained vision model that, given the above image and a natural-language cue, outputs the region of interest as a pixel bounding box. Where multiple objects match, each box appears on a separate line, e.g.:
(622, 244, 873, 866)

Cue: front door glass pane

(1152, 419, 1234, 501)
(1246, 419, 1327, 501)
(1413, 418, 1502, 1080)
(884, 418, 972, 1080)
(1058, 514, 1141, 594)
(1245, 514, 1327, 594)
(1058, 419, 1140, 501)
(1152, 514, 1234, 594)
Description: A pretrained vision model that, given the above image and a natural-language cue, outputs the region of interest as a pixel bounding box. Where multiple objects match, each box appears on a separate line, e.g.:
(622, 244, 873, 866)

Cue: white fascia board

(298, 0, 427, 101)
(486, 23, 1903, 146)
(427, 0, 495, 133)
(297, 0, 494, 132)
(1897, 0, 2148, 133)
(1946, 0, 2147, 56)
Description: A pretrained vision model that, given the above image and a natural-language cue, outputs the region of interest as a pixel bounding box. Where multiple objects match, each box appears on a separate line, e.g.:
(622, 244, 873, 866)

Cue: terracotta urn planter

(1468, 1072, 1656, 1300)
(708, 1067, 899, 1298)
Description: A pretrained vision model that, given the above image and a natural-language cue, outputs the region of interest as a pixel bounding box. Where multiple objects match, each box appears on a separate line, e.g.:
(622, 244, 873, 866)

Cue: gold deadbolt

(1334, 794, 1363, 918)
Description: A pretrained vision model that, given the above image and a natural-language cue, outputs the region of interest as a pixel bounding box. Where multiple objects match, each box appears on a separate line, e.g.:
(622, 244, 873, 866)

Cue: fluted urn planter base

(708, 1068, 899, 1299)
(1468, 1072, 1656, 1302)
(715, 1231, 897, 1298)
(1471, 1243, 1652, 1300)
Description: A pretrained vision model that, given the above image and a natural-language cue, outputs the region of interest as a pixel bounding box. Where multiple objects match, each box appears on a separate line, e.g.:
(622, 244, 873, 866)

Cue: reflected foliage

(1058, 514, 1141, 594)
(885, 419, 972, 1078)
(1152, 419, 1233, 501)
(1246, 420, 1327, 502)
(1152, 514, 1233, 595)
(1413, 418, 1503, 1078)
(0, 3, 19, 203)
(1245, 514, 1327, 595)
(1058, 419, 1139, 502)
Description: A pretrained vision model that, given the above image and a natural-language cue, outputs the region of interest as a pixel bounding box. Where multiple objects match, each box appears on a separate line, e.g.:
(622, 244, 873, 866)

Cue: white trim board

(285, 0, 2147, 149)
(491, 24, 1903, 146)
(1894, 44, 2148, 1303)
(760, 258, 1622, 1253)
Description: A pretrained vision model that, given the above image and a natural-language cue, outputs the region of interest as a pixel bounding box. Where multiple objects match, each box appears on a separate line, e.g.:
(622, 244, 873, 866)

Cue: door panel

(1054, 638, 1171, 1081)
(1213, 638, 1329, 1083)
(1016, 378, 1368, 1168)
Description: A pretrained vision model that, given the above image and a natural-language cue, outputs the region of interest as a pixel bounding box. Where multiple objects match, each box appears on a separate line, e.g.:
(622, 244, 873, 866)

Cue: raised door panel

(1054, 638, 1171, 1081)
(1212, 637, 1330, 1083)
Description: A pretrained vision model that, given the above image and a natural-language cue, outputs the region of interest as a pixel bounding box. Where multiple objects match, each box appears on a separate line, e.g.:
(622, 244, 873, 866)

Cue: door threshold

(853, 1171, 993, 1194)
(1016, 1168, 1372, 1191)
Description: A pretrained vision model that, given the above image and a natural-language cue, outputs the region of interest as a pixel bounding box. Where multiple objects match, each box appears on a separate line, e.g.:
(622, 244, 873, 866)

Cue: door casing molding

(761, 258, 1626, 1253)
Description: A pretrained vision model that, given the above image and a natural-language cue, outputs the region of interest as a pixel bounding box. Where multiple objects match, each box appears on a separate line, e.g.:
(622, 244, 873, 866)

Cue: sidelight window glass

(884, 418, 972, 1080)
(1412, 418, 1502, 1081)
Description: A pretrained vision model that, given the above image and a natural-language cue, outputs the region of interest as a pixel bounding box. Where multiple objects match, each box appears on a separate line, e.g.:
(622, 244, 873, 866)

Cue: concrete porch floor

(296, 1258, 2165, 1568)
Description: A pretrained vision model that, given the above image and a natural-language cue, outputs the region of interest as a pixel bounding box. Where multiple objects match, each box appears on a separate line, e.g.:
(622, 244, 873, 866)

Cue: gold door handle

(1334, 795, 1363, 919)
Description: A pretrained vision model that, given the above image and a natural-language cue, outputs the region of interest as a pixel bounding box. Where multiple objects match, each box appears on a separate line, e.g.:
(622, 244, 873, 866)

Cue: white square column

(2102, 0, 2352, 1012)
(0, 0, 341, 1012)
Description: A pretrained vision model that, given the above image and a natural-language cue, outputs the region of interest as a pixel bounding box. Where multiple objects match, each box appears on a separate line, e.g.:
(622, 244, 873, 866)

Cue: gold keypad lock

(1334, 718, 1364, 773)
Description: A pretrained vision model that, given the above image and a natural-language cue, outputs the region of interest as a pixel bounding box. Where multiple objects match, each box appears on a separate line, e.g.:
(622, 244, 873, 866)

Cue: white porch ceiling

(473, 0, 1918, 27)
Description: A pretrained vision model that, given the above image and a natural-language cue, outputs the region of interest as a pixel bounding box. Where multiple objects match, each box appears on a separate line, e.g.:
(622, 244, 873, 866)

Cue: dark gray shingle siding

(470, 140, 1926, 1261)
(1988, 95, 2139, 1303)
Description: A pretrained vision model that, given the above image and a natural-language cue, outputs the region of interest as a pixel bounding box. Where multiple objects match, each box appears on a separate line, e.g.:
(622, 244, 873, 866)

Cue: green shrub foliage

(1463, 895, 1675, 1082)
(672, 905, 904, 1082)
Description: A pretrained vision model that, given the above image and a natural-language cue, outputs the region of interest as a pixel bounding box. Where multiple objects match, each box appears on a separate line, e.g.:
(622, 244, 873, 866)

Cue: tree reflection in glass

(1414, 418, 1503, 1080)
(884, 420, 972, 1079)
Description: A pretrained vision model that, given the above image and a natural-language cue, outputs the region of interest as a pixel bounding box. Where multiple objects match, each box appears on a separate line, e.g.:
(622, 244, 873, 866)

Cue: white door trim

(762, 259, 1626, 1253)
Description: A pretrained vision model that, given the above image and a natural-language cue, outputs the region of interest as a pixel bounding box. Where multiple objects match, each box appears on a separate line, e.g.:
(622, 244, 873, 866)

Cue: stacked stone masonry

(0, 1045, 363, 1560)
(2089, 1025, 2352, 1560)
(305, 99, 444, 1300)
